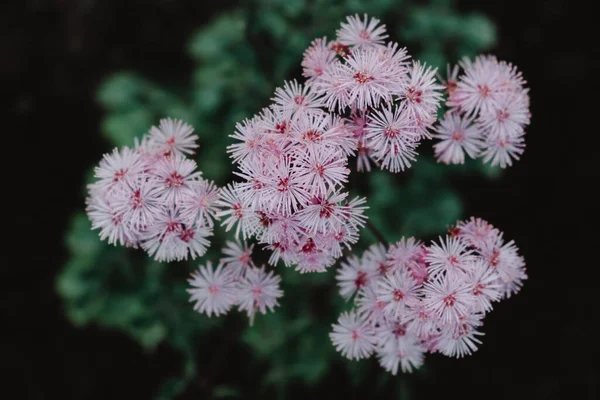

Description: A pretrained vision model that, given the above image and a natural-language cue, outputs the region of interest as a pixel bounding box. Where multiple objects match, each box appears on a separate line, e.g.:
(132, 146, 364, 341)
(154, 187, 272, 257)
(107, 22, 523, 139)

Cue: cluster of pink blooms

(218, 14, 449, 273)
(433, 57, 530, 167)
(85, 14, 530, 365)
(331, 217, 526, 374)
(86, 118, 221, 262)
(303, 14, 444, 173)
(187, 240, 283, 324)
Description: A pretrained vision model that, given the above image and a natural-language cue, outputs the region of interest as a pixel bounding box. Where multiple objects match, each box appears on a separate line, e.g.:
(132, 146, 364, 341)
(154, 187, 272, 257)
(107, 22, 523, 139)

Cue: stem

(366, 219, 387, 244)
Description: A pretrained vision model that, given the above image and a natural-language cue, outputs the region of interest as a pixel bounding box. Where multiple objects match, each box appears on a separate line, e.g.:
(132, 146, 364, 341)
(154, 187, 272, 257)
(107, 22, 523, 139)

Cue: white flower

(187, 262, 237, 317)
(330, 310, 377, 360)
(336, 14, 388, 49)
(237, 266, 283, 325)
(433, 112, 484, 164)
(149, 118, 199, 157)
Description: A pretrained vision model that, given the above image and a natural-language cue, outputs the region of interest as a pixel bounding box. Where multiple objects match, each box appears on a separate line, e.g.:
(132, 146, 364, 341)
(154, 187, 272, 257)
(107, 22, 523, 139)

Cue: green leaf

(101, 108, 153, 147)
(96, 72, 146, 110)
(213, 385, 241, 398)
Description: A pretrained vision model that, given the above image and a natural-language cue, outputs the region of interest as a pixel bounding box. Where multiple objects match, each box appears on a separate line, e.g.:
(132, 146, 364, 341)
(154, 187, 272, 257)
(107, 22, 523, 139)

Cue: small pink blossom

(301, 37, 336, 85)
(336, 14, 388, 49)
(237, 266, 283, 325)
(220, 240, 255, 279)
(422, 275, 475, 324)
(434, 314, 484, 358)
(425, 236, 475, 279)
(149, 117, 199, 157)
(336, 255, 376, 300)
(330, 310, 378, 360)
(187, 262, 237, 317)
(433, 112, 484, 164)
(480, 131, 526, 168)
(376, 269, 421, 319)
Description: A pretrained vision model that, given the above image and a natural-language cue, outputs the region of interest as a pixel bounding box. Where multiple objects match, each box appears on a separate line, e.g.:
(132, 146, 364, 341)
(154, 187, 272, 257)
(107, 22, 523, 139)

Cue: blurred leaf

(102, 108, 153, 147)
(213, 385, 241, 398)
(188, 11, 247, 60)
(96, 72, 146, 110)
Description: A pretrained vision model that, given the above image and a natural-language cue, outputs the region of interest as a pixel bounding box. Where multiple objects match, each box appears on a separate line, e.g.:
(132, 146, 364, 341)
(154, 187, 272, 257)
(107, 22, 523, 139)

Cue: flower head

(336, 14, 388, 49)
(237, 266, 283, 325)
(433, 112, 484, 164)
(330, 310, 378, 360)
(149, 117, 199, 157)
(188, 262, 237, 317)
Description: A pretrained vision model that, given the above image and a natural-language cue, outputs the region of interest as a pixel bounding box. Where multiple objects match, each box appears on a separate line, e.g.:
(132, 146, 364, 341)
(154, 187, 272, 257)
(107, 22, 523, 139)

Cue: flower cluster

(433, 57, 530, 167)
(85, 13, 531, 371)
(218, 80, 368, 273)
(305, 14, 444, 173)
(86, 118, 221, 262)
(218, 14, 449, 273)
(331, 217, 526, 374)
(187, 240, 283, 324)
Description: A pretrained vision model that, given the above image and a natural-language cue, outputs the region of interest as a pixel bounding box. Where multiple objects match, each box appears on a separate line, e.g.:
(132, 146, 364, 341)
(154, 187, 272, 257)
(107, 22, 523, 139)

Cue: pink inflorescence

(220, 14, 450, 273)
(331, 217, 526, 374)
(86, 118, 222, 262)
(187, 240, 283, 325)
(434, 56, 530, 168)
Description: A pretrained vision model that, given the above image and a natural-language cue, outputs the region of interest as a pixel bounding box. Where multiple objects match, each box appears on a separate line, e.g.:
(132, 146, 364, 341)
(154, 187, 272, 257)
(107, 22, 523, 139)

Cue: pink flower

(451, 55, 505, 116)
(301, 37, 336, 85)
(376, 269, 421, 319)
(356, 287, 388, 324)
(179, 178, 220, 227)
(317, 47, 396, 111)
(141, 208, 212, 262)
(272, 80, 324, 118)
(149, 117, 198, 157)
(294, 249, 334, 273)
(86, 193, 138, 247)
(336, 14, 388, 49)
(236, 266, 283, 325)
(112, 175, 162, 230)
(434, 314, 484, 358)
(336, 255, 376, 300)
(227, 115, 265, 164)
(290, 112, 357, 156)
(439, 63, 460, 97)
(376, 323, 425, 374)
(187, 262, 237, 317)
(291, 146, 350, 197)
(425, 236, 475, 279)
(365, 104, 420, 172)
(454, 217, 499, 249)
(480, 131, 526, 168)
(479, 234, 527, 299)
(478, 90, 530, 140)
(220, 240, 255, 279)
(387, 237, 424, 273)
(152, 154, 201, 205)
(347, 110, 377, 172)
(398, 61, 444, 135)
(261, 156, 312, 216)
(433, 112, 484, 164)
(422, 275, 475, 324)
(403, 302, 438, 339)
(93, 146, 144, 192)
(361, 242, 389, 276)
(216, 183, 260, 239)
(330, 310, 378, 360)
(464, 259, 502, 313)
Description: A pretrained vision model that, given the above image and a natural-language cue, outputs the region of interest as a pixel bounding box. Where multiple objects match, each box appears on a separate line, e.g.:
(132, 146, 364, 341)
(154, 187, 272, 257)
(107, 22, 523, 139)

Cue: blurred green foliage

(58, 0, 499, 398)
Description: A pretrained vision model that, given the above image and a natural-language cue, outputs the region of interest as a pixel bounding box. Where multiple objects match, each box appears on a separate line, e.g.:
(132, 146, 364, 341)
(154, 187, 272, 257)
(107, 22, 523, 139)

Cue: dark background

(5, 0, 598, 398)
